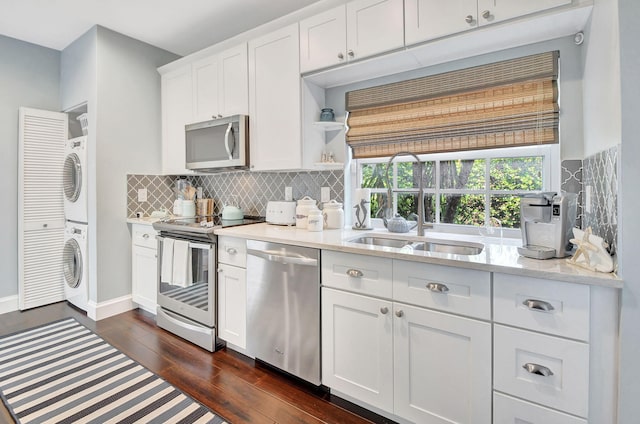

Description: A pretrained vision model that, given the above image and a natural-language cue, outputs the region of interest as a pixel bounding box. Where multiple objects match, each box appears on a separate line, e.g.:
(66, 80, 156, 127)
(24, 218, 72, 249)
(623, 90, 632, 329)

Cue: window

(356, 145, 557, 233)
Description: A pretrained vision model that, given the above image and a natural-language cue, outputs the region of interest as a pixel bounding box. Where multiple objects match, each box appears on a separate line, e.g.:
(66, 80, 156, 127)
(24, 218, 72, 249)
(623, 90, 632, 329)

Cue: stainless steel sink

(411, 241, 484, 255)
(348, 236, 483, 255)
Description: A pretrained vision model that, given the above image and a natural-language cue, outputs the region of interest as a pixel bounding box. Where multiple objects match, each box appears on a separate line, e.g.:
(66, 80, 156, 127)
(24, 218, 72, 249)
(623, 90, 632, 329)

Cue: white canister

(182, 200, 196, 217)
(323, 200, 344, 229)
(173, 199, 183, 216)
(296, 196, 317, 228)
(307, 208, 324, 232)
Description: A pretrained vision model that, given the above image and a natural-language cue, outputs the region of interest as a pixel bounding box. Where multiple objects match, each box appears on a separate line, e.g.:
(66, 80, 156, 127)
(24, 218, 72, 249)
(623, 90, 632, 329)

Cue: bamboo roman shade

(345, 51, 560, 159)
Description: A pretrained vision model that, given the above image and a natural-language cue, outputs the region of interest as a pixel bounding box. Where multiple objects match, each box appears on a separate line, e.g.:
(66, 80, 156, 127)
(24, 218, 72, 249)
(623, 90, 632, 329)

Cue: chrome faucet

(384, 151, 426, 236)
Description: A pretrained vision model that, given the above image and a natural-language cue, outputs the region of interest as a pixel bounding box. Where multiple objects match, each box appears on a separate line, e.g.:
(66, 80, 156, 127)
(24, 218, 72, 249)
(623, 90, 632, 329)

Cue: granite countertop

(214, 223, 622, 289)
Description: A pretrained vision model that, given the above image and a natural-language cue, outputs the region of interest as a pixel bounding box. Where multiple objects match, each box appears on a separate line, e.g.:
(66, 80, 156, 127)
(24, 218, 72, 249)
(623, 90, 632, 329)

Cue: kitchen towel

(352, 188, 371, 229)
(172, 240, 192, 288)
(161, 238, 175, 284)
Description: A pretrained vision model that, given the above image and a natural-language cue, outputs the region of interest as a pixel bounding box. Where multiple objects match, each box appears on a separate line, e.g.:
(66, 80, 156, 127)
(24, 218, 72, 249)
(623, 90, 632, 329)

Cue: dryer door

(63, 238, 82, 289)
(63, 153, 82, 202)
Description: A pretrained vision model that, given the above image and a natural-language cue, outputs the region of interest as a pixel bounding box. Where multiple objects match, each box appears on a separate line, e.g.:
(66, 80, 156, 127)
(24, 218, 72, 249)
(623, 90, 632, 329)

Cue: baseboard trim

(0, 295, 19, 315)
(87, 295, 134, 321)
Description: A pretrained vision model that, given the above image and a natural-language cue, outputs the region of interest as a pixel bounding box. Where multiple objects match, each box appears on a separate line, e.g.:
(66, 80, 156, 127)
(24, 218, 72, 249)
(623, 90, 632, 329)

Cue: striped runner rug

(0, 318, 228, 424)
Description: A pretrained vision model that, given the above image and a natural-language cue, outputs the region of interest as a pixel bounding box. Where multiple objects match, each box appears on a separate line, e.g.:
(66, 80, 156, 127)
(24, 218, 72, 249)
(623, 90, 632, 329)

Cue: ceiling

(0, 0, 326, 56)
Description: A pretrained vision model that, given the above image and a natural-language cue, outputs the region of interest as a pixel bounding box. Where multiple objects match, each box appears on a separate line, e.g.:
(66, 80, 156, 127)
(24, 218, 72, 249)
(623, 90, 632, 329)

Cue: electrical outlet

(321, 187, 330, 203)
(285, 186, 293, 201)
(585, 185, 592, 214)
(137, 188, 148, 202)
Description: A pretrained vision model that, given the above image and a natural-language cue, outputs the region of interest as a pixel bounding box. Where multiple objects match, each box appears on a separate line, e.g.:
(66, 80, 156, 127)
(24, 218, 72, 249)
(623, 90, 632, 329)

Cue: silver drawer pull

(142, 233, 149, 239)
(380, 307, 389, 315)
(522, 299, 555, 312)
(426, 282, 449, 293)
(346, 269, 363, 278)
(226, 247, 237, 255)
(522, 362, 554, 377)
(395, 309, 404, 318)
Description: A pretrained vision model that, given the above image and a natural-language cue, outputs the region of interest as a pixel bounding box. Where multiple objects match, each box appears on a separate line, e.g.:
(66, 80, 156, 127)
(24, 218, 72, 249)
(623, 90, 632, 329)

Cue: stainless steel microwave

(185, 114, 249, 171)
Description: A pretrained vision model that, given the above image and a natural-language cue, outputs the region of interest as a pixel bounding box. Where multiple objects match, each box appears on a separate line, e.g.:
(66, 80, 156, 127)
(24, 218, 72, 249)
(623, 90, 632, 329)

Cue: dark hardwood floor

(0, 302, 396, 424)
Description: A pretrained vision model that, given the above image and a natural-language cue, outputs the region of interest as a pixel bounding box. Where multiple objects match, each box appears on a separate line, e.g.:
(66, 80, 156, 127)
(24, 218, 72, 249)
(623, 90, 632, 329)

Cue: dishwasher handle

(247, 248, 318, 267)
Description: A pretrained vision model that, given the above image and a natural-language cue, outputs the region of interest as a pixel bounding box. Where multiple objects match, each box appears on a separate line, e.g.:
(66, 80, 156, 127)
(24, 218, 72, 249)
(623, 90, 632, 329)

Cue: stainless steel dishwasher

(246, 240, 320, 385)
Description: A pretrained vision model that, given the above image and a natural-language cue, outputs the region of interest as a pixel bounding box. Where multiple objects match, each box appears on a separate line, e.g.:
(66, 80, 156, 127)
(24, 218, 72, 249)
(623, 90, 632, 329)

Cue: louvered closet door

(19, 107, 68, 310)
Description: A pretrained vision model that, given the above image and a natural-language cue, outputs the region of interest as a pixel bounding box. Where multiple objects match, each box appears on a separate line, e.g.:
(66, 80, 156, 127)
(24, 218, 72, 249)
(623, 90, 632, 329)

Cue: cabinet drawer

(494, 273, 590, 341)
(218, 236, 246, 267)
(132, 224, 158, 249)
(321, 251, 392, 298)
(393, 260, 490, 319)
(494, 325, 589, 417)
(494, 393, 587, 424)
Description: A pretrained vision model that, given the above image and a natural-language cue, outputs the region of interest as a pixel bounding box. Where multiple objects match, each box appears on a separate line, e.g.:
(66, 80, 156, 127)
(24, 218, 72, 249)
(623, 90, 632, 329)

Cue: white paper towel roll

(352, 188, 371, 229)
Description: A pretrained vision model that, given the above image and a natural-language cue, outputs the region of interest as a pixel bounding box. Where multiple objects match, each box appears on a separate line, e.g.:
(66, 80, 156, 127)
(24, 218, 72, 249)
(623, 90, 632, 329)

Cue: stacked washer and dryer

(62, 114, 89, 311)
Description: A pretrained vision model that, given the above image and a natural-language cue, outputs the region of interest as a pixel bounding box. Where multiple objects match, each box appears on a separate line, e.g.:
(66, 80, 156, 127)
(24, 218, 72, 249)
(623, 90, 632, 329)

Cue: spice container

(323, 200, 344, 229)
(307, 208, 324, 232)
(296, 196, 317, 228)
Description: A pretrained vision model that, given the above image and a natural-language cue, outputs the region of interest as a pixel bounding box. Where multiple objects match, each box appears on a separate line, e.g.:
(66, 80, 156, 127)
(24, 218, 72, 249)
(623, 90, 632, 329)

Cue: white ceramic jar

(323, 200, 344, 229)
(307, 208, 324, 232)
(296, 196, 317, 228)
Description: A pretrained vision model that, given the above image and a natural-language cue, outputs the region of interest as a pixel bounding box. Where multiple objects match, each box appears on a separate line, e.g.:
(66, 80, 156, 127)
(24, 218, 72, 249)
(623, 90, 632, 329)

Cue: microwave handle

(224, 122, 234, 160)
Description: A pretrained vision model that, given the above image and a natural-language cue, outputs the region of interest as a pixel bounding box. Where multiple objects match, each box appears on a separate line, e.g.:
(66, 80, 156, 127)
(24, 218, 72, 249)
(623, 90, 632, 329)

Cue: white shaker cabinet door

(346, 0, 404, 61)
(477, 0, 571, 26)
(248, 24, 301, 171)
(192, 54, 220, 122)
(321, 288, 394, 414)
(405, 0, 478, 45)
(393, 303, 492, 423)
(300, 6, 347, 73)
(131, 244, 158, 314)
(217, 263, 247, 349)
(161, 66, 193, 175)
(218, 43, 249, 116)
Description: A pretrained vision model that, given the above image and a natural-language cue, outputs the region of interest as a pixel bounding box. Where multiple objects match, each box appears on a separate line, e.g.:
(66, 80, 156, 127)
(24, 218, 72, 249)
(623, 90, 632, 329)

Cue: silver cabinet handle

(465, 15, 473, 23)
(337, 52, 344, 60)
(380, 307, 389, 314)
(226, 247, 237, 255)
(346, 269, 363, 278)
(522, 299, 555, 312)
(522, 363, 554, 377)
(142, 233, 149, 239)
(347, 49, 355, 58)
(481, 10, 491, 19)
(427, 282, 449, 293)
(395, 310, 404, 318)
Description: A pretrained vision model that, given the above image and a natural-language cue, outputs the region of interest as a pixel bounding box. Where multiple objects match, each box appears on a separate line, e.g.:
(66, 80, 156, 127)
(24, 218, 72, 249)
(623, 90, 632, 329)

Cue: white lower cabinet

(321, 251, 492, 423)
(322, 287, 394, 412)
(494, 392, 587, 424)
(217, 236, 247, 350)
(394, 303, 491, 423)
(131, 224, 158, 313)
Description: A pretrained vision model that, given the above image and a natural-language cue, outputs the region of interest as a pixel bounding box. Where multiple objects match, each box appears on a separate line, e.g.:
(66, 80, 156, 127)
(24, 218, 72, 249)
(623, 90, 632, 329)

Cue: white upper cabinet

(192, 55, 220, 122)
(192, 43, 249, 122)
(248, 24, 302, 171)
(218, 44, 249, 117)
(300, 0, 404, 73)
(406, 0, 573, 46)
(477, 0, 572, 26)
(161, 66, 193, 175)
(405, 0, 478, 44)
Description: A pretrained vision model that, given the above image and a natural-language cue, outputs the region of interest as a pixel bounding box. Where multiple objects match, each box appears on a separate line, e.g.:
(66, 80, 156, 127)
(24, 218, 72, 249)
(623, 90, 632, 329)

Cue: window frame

(352, 145, 560, 238)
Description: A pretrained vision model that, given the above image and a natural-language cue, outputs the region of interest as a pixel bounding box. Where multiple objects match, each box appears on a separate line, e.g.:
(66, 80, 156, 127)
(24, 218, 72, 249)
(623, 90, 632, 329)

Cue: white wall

(93, 26, 177, 303)
(616, 0, 640, 421)
(582, 0, 621, 157)
(0, 35, 60, 299)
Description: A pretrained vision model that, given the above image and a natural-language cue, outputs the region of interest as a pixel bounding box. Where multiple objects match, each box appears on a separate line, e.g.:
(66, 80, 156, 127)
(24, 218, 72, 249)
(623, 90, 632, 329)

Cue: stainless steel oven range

(152, 215, 263, 351)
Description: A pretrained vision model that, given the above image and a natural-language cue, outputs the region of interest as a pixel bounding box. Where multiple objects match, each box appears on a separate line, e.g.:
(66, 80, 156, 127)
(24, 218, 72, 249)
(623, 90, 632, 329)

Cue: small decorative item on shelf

(319, 108, 335, 122)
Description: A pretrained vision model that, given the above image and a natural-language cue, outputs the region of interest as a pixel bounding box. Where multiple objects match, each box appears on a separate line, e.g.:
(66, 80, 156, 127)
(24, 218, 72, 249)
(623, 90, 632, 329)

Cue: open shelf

(312, 121, 345, 131)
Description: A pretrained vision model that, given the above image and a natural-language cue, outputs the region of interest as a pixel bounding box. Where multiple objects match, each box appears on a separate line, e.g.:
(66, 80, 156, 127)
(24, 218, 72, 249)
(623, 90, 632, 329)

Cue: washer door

(63, 238, 83, 289)
(63, 153, 82, 202)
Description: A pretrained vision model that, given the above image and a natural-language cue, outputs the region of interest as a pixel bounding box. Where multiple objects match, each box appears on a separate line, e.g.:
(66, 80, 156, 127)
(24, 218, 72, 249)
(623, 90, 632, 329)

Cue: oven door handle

(247, 248, 318, 266)
(188, 241, 213, 251)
